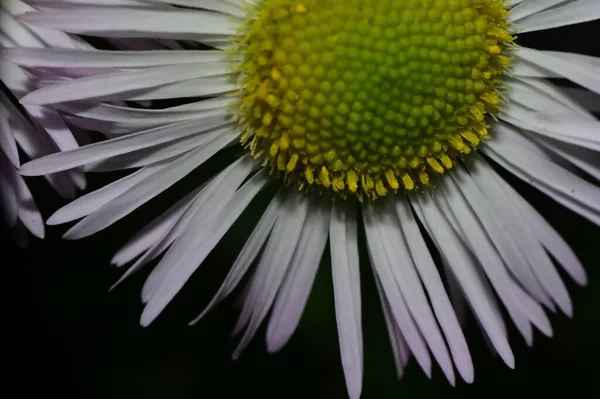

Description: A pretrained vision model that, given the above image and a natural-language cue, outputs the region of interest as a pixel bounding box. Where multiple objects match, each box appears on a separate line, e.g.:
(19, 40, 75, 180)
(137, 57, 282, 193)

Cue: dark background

(4, 17, 600, 399)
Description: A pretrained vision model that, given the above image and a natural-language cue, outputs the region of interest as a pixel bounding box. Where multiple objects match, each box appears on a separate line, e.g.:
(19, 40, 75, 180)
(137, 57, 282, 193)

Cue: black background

(4, 17, 600, 399)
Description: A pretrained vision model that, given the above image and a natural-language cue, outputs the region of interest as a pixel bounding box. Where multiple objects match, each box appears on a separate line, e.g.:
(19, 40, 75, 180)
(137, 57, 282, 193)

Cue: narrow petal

(20, 62, 231, 105)
(111, 186, 204, 267)
(266, 196, 331, 352)
(47, 162, 167, 225)
(18, 7, 240, 39)
(19, 114, 232, 176)
(516, 0, 600, 33)
(189, 189, 285, 325)
(364, 205, 433, 377)
(140, 169, 270, 326)
(2, 48, 228, 68)
(395, 199, 474, 383)
(62, 130, 235, 239)
(232, 191, 310, 359)
(412, 194, 515, 368)
(139, 157, 258, 300)
(0, 107, 20, 166)
(330, 201, 363, 399)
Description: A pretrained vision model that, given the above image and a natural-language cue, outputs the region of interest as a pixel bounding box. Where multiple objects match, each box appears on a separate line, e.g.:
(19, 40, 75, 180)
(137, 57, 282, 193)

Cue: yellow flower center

(236, 0, 513, 200)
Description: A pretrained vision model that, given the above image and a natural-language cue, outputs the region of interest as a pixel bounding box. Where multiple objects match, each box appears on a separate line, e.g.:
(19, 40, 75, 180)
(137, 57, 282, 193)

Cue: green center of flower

(236, 0, 512, 200)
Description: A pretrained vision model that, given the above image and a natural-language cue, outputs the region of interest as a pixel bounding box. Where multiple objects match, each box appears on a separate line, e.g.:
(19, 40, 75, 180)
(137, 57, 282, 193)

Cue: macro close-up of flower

(2, 0, 600, 398)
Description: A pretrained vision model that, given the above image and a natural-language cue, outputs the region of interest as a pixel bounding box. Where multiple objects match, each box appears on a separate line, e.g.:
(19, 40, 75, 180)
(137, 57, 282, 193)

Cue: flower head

(3, 0, 599, 397)
(237, 0, 512, 199)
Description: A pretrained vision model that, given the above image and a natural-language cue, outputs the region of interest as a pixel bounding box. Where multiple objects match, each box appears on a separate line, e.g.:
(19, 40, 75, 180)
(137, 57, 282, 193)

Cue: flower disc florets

(236, 0, 513, 200)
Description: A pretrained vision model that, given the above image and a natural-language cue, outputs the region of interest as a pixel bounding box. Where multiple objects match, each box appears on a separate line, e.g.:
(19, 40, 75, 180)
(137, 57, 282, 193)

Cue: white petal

(120, 76, 237, 101)
(412, 194, 515, 368)
(14, 172, 44, 238)
(19, 114, 231, 175)
(363, 205, 432, 378)
(560, 86, 600, 113)
(452, 165, 553, 309)
(23, 104, 80, 151)
(143, 0, 246, 17)
(266, 196, 331, 352)
(439, 177, 536, 345)
(507, 183, 588, 286)
(124, 157, 255, 292)
(18, 7, 240, 39)
(21, 62, 231, 105)
(111, 186, 203, 267)
(500, 103, 600, 151)
(368, 202, 456, 385)
(0, 107, 19, 167)
(514, 77, 596, 120)
(466, 154, 571, 314)
(140, 169, 270, 326)
(47, 161, 167, 225)
(85, 123, 232, 171)
(509, 0, 566, 22)
(189, 188, 284, 325)
(62, 130, 235, 239)
(516, 0, 600, 33)
(376, 275, 411, 379)
(330, 200, 363, 399)
(0, 8, 44, 48)
(0, 155, 19, 226)
(395, 199, 474, 383)
(2, 48, 228, 68)
(484, 129, 600, 226)
(516, 48, 600, 95)
(232, 191, 310, 359)
(57, 96, 232, 124)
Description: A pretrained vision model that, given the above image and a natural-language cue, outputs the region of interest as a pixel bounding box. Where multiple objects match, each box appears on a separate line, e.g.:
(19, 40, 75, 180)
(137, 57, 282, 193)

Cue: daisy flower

(0, 0, 89, 243)
(4, 0, 600, 397)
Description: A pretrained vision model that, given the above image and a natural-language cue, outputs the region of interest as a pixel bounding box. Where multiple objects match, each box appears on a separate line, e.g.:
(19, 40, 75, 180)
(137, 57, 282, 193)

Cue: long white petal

(142, 0, 246, 17)
(330, 200, 363, 399)
(266, 196, 331, 352)
(452, 165, 553, 309)
(369, 202, 456, 385)
(21, 62, 231, 105)
(62, 130, 235, 239)
(0, 107, 19, 166)
(516, 0, 600, 33)
(19, 114, 232, 175)
(189, 188, 285, 325)
(484, 130, 600, 226)
(2, 48, 228, 68)
(140, 169, 270, 326)
(135, 157, 256, 296)
(85, 124, 232, 171)
(376, 276, 411, 379)
(111, 186, 204, 267)
(47, 161, 166, 225)
(0, 155, 19, 226)
(364, 205, 432, 377)
(508, 183, 588, 286)
(14, 172, 44, 238)
(395, 199, 474, 383)
(18, 7, 240, 39)
(439, 177, 538, 345)
(412, 194, 515, 368)
(232, 191, 310, 359)
(516, 48, 600, 95)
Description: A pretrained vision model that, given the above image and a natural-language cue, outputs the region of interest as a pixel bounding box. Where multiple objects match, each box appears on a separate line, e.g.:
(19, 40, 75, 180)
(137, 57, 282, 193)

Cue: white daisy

(4, 0, 600, 397)
(0, 0, 89, 243)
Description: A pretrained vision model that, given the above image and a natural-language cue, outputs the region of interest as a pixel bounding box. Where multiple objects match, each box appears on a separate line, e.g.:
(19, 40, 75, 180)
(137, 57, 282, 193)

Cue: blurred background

(4, 16, 600, 399)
